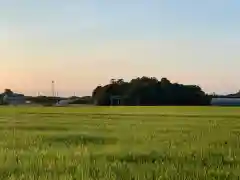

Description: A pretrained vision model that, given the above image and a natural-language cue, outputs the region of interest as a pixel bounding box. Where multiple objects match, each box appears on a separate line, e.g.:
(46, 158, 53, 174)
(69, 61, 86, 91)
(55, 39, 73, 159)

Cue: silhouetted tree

(4, 89, 13, 96)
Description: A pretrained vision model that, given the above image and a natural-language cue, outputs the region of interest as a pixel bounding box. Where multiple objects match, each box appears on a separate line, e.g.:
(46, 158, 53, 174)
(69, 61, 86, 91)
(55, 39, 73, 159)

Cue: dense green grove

(92, 77, 210, 105)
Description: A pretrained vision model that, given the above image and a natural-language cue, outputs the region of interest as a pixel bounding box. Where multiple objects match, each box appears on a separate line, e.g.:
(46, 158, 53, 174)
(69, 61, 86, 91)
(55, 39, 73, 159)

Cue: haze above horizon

(0, 0, 239, 96)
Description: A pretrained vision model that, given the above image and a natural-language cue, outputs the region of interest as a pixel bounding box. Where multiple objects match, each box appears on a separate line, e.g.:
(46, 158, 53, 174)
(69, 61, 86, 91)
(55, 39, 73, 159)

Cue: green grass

(0, 106, 239, 179)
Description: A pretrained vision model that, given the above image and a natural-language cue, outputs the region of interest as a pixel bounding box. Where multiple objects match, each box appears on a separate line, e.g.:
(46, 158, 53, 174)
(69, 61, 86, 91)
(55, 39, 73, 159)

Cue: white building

(211, 98, 240, 106)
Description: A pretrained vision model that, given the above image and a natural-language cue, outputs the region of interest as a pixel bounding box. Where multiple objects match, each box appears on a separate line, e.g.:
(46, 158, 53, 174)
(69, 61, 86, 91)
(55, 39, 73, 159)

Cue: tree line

(1, 77, 239, 106)
(92, 77, 211, 106)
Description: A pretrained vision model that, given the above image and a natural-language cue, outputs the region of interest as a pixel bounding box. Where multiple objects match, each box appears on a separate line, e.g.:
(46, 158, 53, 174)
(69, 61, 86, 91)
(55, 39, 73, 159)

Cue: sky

(0, 0, 239, 96)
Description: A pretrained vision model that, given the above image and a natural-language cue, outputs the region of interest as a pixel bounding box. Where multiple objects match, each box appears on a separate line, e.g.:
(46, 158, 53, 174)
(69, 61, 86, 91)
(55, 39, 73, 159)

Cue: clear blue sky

(0, 0, 239, 96)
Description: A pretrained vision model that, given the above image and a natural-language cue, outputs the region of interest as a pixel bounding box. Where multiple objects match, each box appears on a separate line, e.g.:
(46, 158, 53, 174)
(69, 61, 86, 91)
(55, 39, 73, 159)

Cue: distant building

(211, 98, 240, 106)
(55, 99, 71, 106)
(55, 98, 79, 106)
(3, 93, 26, 105)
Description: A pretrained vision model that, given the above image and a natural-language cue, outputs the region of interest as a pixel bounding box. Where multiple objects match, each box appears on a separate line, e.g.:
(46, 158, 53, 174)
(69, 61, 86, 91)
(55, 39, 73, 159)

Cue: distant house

(211, 98, 240, 106)
(3, 93, 26, 105)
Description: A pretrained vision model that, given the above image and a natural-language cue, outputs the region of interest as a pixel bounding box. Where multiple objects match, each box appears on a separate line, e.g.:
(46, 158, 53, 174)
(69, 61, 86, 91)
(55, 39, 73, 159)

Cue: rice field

(0, 106, 239, 180)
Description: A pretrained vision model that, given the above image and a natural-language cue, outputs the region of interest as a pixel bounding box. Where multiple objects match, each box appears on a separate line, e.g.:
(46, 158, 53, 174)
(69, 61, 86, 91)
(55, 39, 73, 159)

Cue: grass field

(0, 106, 239, 180)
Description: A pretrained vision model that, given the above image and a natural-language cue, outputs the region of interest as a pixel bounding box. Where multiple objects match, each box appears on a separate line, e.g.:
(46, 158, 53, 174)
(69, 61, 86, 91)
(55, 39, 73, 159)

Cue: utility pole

(51, 80, 55, 97)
